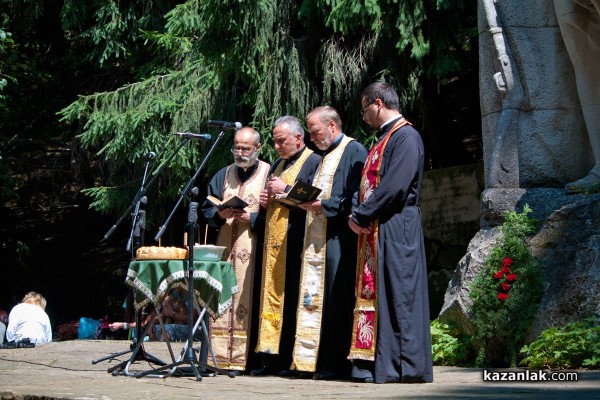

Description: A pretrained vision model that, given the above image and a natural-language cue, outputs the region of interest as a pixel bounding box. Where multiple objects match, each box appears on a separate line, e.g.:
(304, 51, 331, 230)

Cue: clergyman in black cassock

(348, 82, 433, 384)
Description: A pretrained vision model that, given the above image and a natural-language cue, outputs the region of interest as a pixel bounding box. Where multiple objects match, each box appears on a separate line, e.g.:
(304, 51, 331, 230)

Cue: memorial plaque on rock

(420, 163, 483, 244)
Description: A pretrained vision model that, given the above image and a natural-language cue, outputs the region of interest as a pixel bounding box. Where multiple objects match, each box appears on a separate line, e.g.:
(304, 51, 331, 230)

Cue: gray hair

(274, 115, 304, 138)
(235, 126, 261, 145)
(306, 105, 342, 130)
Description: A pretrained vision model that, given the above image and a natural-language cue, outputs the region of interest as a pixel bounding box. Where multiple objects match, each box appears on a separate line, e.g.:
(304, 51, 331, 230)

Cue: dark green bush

(469, 205, 543, 367)
(431, 319, 471, 366)
(520, 319, 600, 369)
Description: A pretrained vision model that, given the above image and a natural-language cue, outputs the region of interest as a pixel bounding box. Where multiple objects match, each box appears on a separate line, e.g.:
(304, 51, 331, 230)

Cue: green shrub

(520, 319, 600, 369)
(469, 205, 544, 367)
(431, 319, 471, 366)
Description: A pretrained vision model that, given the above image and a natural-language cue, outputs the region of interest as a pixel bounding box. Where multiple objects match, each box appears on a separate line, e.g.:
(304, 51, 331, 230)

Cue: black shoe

(313, 371, 336, 381)
(295, 371, 314, 379)
(250, 366, 272, 376)
(401, 377, 427, 383)
(227, 369, 243, 376)
(278, 369, 298, 378)
(353, 376, 374, 383)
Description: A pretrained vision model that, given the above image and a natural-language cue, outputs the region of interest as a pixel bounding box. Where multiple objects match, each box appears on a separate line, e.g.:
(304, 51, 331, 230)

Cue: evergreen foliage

(0, 28, 13, 105)
(60, 0, 170, 68)
(2, 0, 477, 217)
(469, 205, 544, 367)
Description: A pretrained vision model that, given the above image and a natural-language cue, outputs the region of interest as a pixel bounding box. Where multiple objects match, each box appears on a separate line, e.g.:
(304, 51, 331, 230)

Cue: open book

(206, 194, 249, 210)
(275, 180, 322, 207)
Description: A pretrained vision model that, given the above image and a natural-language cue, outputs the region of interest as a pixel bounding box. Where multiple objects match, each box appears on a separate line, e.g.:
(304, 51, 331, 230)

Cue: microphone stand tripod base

(92, 303, 166, 376)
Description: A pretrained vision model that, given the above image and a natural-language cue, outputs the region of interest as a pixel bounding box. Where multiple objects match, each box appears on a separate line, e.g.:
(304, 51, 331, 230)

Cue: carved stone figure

(555, 0, 600, 193)
(440, 1, 600, 364)
(479, 0, 594, 189)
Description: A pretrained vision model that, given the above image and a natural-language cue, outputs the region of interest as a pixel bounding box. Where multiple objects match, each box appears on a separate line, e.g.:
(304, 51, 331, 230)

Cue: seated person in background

(109, 287, 199, 342)
(108, 288, 144, 339)
(6, 292, 52, 345)
(108, 289, 152, 339)
(108, 304, 154, 339)
(0, 308, 8, 344)
(153, 287, 200, 342)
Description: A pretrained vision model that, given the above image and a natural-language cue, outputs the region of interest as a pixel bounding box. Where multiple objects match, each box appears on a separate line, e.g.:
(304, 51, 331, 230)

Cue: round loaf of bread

(136, 246, 188, 260)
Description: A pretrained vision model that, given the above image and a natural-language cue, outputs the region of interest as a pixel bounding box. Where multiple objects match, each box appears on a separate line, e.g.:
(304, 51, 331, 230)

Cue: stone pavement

(0, 340, 599, 399)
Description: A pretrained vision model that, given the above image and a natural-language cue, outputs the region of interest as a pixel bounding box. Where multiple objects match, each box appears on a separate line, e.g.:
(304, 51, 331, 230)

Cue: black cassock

(316, 137, 367, 377)
(351, 121, 434, 383)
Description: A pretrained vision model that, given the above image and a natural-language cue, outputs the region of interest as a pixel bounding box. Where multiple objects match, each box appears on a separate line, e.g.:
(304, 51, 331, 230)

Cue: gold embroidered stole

(256, 148, 313, 353)
(349, 118, 410, 361)
(292, 135, 354, 372)
(210, 160, 270, 370)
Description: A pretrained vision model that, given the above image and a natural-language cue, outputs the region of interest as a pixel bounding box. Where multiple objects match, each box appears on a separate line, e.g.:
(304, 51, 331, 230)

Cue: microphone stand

(126, 152, 154, 254)
(136, 130, 235, 381)
(102, 140, 190, 242)
(93, 154, 167, 373)
(93, 140, 187, 371)
(95, 209, 169, 375)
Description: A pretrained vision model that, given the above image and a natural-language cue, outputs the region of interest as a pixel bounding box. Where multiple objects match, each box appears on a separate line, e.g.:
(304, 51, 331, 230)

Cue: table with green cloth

(126, 260, 239, 319)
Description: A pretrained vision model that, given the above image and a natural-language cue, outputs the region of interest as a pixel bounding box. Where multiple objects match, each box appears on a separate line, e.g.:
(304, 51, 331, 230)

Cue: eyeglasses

(231, 145, 255, 155)
(360, 101, 375, 116)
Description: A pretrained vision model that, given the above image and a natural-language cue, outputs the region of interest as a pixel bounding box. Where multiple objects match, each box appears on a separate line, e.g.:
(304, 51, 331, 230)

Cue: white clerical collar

(379, 114, 403, 131)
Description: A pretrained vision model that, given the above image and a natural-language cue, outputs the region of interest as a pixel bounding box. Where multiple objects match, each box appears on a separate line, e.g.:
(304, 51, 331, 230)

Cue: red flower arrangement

(494, 257, 517, 301)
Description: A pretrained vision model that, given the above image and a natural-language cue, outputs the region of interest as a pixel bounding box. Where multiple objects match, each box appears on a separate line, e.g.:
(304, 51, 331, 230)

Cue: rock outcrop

(439, 188, 600, 341)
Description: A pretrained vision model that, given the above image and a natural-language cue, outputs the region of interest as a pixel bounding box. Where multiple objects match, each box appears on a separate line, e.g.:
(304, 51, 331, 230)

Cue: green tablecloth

(126, 260, 238, 319)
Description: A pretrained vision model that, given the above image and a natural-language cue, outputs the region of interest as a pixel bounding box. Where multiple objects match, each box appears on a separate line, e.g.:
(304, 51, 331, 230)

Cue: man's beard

(234, 151, 259, 169)
(315, 131, 333, 151)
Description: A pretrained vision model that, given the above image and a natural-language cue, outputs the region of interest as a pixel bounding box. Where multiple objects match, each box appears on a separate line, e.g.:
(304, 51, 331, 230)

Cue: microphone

(147, 151, 156, 159)
(207, 120, 242, 130)
(173, 132, 212, 141)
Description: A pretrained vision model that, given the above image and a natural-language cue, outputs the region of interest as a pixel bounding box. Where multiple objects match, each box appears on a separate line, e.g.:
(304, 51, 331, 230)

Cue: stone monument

(439, 0, 600, 344)
(479, 0, 594, 189)
(555, 0, 600, 193)
(420, 163, 484, 317)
